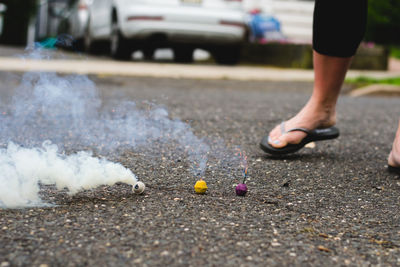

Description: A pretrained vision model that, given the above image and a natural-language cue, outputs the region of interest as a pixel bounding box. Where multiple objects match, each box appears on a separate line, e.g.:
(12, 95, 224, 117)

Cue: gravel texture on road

(1, 73, 400, 266)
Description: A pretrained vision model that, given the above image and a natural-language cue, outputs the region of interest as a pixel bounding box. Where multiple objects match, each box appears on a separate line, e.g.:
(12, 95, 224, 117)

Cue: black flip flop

(388, 165, 400, 175)
(260, 122, 340, 155)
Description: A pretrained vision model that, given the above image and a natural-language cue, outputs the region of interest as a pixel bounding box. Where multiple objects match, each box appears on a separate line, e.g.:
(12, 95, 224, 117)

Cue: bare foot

(268, 100, 336, 148)
(388, 129, 400, 168)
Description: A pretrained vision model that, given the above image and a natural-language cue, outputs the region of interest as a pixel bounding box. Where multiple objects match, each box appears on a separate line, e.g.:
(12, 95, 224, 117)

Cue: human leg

(267, 51, 352, 148)
(261, 0, 368, 154)
(388, 119, 400, 171)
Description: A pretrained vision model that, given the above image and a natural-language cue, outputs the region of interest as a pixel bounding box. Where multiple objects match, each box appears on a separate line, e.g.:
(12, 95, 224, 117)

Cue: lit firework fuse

(235, 148, 248, 196)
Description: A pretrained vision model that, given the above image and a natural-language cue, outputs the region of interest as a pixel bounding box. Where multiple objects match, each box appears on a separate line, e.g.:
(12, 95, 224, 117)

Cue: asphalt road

(0, 71, 400, 266)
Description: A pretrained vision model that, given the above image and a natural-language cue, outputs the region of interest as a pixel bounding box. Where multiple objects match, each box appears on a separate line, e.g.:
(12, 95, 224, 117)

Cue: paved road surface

(0, 67, 399, 266)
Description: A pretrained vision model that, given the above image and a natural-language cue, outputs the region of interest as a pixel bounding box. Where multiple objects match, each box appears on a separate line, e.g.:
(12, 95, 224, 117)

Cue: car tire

(83, 20, 109, 55)
(212, 45, 241, 65)
(173, 47, 194, 63)
(83, 26, 93, 53)
(110, 22, 132, 60)
(83, 25, 103, 54)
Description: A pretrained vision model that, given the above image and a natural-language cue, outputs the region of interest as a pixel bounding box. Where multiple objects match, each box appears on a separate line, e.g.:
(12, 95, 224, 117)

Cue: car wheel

(84, 22, 109, 55)
(83, 26, 93, 53)
(212, 46, 241, 65)
(83, 25, 100, 54)
(173, 47, 194, 63)
(110, 21, 132, 60)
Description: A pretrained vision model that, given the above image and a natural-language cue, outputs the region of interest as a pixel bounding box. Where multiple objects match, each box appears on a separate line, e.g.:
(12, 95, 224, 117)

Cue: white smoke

(0, 45, 211, 208)
(0, 141, 136, 208)
(0, 69, 210, 172)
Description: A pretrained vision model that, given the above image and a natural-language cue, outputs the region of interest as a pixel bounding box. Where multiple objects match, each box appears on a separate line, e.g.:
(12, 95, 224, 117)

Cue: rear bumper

(121, 21, 246, 44)
(118, 5, 247, 45)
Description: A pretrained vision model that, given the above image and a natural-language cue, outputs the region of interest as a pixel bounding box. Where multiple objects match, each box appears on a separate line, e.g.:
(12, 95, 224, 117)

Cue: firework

(235, 148, 249, 196)
(194, 179, 208, 194)
(133, 181, 146, 194)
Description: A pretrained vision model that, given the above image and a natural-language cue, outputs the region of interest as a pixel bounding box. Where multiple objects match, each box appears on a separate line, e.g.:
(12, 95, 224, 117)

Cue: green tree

(366, 0, 400, 45)
(0, 0, 37, 45)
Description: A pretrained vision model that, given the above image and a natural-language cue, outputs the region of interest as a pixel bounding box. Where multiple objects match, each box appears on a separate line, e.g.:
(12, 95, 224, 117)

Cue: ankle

(299, 100, 337, 127)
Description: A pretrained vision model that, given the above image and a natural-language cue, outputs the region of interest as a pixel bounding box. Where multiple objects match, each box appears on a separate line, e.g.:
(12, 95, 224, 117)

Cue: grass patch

(345, 76, 400, 87)
(390, 45, 400, 59)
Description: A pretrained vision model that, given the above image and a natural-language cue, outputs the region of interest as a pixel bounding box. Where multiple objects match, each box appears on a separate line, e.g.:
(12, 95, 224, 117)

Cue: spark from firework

(236, 148, 248, 183)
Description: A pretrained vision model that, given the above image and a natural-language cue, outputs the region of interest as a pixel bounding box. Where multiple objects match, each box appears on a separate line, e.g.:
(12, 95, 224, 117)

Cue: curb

(349, 84, 400, 97)
(0, 56, 398, 82)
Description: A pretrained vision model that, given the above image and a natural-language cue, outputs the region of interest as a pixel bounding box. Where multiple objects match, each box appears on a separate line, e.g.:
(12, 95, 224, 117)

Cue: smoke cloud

(0, 141, 136, 208)
(0, 46, 210, 208)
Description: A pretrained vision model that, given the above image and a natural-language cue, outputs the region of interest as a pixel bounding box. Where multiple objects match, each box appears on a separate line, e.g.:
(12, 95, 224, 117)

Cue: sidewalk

(0, 56, 399, 82)
(0, 45, 399, 82)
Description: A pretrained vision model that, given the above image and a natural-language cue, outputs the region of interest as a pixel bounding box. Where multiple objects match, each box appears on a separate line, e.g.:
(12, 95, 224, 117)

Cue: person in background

(259, 0, 400, 174)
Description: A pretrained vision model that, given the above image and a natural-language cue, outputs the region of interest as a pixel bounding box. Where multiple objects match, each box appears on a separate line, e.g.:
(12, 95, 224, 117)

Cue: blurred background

(0, 0, 398, 69)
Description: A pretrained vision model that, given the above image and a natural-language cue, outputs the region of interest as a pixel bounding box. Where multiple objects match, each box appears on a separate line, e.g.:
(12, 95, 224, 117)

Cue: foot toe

(268, 135, 289, 148)
(388, 151, 400, 168)
(268, 130, 307, 148)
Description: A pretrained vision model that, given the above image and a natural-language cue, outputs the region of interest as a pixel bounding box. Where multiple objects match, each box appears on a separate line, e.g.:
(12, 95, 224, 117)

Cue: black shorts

(313, 0, 368, 58)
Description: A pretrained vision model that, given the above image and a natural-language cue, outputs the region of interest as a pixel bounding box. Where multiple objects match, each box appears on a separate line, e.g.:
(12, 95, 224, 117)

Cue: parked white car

(85, 0, 248, 64)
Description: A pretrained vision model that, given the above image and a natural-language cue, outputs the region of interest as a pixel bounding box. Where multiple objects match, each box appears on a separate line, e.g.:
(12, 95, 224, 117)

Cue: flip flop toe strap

(280, 122, 311, 135)
(286, 127, 311, 134)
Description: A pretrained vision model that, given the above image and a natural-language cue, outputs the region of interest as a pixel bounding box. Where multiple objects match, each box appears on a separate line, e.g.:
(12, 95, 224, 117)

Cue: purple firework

(235, 183, 248, 196)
